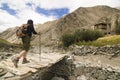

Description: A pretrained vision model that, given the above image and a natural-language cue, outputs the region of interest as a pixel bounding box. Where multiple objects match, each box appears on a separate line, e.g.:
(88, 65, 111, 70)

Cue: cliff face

(0, 6, 120, 45)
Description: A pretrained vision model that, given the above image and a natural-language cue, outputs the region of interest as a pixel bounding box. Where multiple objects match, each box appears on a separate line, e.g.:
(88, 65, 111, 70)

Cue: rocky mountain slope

(116, 7, 120, 10)
(0, 6, 120, 45)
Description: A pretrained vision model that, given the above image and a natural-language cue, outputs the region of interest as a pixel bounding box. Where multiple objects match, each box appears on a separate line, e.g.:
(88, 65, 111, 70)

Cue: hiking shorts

(22, 35, 31, 51)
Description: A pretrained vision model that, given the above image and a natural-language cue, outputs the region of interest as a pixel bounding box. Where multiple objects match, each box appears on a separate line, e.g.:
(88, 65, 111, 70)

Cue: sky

(0, 0, 120, 32)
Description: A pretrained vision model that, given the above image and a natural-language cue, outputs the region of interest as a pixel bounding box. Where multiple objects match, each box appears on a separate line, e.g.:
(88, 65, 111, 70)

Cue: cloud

(30, 0, 120, 12)
(70, 0, 120, 12)
(0, 8, 56, 31)
(35, 7, 69, 18)
(0, 9, 19, 31)
(16, 8, 56, 24)
(0, 0, 120, 11)
(0, 0, 57, 32)
(36, 0, 73, 9)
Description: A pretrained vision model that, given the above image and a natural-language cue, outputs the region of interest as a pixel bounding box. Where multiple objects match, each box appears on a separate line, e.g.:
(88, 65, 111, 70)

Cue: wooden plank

(0, 60, 37, 75)
(0, 53, 67, 76)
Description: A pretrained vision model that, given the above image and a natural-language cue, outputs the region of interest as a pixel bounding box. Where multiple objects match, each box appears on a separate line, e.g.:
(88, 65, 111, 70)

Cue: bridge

(0, 52, 67, 80)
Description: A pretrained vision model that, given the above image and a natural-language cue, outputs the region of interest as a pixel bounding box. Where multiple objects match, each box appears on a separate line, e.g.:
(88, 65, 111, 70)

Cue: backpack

(16, 24, 28, 38)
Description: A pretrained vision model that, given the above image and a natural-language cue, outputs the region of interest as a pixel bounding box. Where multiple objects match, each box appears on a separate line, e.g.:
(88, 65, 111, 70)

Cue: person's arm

(32, 25, 37, 34)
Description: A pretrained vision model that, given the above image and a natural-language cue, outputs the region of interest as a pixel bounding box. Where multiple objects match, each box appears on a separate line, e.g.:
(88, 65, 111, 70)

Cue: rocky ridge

(69, 45, 120, 58)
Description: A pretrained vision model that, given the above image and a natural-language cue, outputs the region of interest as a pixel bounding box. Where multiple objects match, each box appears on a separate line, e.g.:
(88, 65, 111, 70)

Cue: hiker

(12, 19, 40, 67)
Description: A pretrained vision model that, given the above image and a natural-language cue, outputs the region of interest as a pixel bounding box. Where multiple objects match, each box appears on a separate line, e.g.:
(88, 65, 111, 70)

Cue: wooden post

(39, 34, 41, 61)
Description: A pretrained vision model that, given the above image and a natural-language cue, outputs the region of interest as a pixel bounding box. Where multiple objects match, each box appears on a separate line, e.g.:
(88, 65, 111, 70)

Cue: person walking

(12, 19, 40, 68)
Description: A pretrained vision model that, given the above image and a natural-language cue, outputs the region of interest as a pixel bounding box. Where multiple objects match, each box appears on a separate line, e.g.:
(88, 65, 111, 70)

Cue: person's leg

(22, 50, 30, 64)
(12, 35, 30, 67)
(21, 35, 30, 64)
(12, 50, 27, 67)
(22, 50, 27, 59)
(17, 50, 27, 59)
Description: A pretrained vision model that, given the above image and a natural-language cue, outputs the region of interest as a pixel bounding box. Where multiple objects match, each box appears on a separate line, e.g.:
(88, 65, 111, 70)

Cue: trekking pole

(39, 34, 41, 61)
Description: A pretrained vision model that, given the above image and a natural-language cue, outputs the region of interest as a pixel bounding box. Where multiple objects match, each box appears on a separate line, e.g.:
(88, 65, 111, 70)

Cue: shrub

(115, 23, 120, 34)
(74, 29, 104, 42)
(90, 29, 104, 40)
(61, 33, 75, 47)
(60, 29, 104, 47)
(74, 29, 84, 42)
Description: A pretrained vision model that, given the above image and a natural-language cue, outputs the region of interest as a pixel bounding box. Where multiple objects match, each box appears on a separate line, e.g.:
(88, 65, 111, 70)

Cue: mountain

(0, 5, 120, 45)
(116, 7, 120, 10)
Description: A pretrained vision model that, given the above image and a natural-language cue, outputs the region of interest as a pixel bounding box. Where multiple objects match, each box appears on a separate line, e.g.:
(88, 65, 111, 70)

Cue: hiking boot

(22, 58, 30, 64)
(11, 57, 19, 68)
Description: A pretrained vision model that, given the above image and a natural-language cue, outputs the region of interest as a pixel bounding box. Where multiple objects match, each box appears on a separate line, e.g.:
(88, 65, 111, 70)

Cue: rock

(0, 68, 7, 77)
(70, 45, 120, 58)
(51, 76, 65, 80)
(1, 72, 14, 78)
(74, 66, 84, 75)
(68, 76, 76, 80)
(77, 75, 87, 80)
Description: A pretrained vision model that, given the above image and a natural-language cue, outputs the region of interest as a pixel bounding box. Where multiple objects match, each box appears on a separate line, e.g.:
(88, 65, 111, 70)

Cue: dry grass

(0, 38, 11, 45)
(77, 35, 120, 46)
